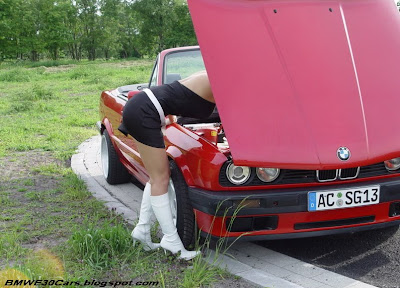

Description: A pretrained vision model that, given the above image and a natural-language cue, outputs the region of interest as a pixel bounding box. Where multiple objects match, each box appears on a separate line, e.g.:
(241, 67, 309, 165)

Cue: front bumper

(188, 176, 400, 240)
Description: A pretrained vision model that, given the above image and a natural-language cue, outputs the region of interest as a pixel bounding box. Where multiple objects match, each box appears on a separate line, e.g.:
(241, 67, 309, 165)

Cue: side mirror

(127, 90, 140, 100)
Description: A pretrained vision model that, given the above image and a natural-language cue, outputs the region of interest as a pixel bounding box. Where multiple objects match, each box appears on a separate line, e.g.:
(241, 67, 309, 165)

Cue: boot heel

(178, 250, 201, 261)
(162, 248, 174, 256)
(132, 235, 160, 251)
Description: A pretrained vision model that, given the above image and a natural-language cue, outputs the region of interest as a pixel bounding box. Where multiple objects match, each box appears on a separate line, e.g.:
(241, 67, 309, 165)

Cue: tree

(0, 0, 199, 61)
(164, 1, 197, 48)
(98, 0, 123, 59)
(131, 0, 176, 56)
(76, 0, 101, 60)
(18, 0, 47, 61)
(0, 0, 45, 60)
(118, 0, 142, 58)
(64, 0, 83, 60)
(41, 0, 69, 60)
(0, 0, 14, 60)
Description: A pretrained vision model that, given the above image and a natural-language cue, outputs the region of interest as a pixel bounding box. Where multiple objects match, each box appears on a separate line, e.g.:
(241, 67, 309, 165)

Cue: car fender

(166, 145, 195, 187)
(101, 118, 123, 154)
(101, 117, 113, 137)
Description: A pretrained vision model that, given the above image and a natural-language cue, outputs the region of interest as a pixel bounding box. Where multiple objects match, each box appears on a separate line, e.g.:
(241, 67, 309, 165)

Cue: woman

(118, 70, 215, 260)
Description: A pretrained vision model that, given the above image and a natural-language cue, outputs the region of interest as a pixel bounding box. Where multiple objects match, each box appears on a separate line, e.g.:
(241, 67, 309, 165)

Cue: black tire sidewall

(169, 160, 196, 249)
(102, 130, 131, 185)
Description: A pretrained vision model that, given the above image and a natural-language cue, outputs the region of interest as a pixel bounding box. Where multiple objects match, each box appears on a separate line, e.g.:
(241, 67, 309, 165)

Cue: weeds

(32, 163, 68, 176)
(69, 67, 90, 80)
(180, 255, 226, 288)
(0, 231, 27, 261)
(0, 193, 12, 205)
(29, 85, 54, 101)
(9, 102, 32, 113)
(61, 172, 91, 200)
(69, 220, 134, 269)
(24, 59, 79, 68)
(1, 68, 32, 82)
(186, 197, 252, 286)
(23, 179, 34, 186)
(25, 191, 42, 201)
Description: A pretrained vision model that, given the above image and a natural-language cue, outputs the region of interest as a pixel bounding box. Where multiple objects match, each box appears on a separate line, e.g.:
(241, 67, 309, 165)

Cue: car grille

(316, 167, 360, 182)
(219, 161, 398, 187)
(317, 169, 338, 182)
(339, 167, 360, 179)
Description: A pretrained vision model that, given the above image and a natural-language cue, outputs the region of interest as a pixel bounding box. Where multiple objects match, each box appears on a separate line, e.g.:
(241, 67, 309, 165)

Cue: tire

(101, 129, 131, 184)
(168, 160, 196, 249)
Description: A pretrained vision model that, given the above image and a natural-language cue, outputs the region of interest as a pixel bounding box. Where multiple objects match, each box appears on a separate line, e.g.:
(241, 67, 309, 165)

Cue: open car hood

(188, 0, 400, 169)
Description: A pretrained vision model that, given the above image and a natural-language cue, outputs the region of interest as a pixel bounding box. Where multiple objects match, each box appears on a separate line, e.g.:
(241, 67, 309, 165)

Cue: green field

(0, 60, 247, 287)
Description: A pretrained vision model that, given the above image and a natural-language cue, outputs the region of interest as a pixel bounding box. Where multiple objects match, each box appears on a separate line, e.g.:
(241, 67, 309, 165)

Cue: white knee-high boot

(131, 182, 161, 251)
(150, 193, 200, 260)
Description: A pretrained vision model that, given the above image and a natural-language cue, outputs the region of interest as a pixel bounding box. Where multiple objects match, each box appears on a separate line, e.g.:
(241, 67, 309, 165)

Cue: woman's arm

(178, 70, 215, 103)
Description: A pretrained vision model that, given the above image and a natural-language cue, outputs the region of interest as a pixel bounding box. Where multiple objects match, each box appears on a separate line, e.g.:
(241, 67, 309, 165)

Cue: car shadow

(130, 177, 145, 190)
(259, 225, 399, 278)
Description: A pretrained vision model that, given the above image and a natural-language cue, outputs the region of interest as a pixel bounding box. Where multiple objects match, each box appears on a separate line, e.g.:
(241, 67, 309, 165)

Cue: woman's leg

(134, 140, 200, 260)
(134, 140, 170, 196)
(130, 141, 169, 250)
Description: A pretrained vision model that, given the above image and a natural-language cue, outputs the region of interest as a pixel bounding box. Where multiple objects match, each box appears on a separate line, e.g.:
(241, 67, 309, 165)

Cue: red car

(98, 0, 400, 246)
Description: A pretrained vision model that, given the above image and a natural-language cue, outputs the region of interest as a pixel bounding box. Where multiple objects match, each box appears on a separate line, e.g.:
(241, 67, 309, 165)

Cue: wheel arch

(101, 118, 113, 136)
(100, 127, 131, 184)
(100, 118, 120, 152)
(166, 145, 195, 187)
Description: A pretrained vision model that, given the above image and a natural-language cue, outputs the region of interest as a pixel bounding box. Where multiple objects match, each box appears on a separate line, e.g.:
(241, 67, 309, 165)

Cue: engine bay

(182, 122, 229, 150)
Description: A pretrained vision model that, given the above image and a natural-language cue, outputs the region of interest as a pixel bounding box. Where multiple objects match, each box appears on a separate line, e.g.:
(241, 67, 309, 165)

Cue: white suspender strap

(143, 88, 166, 127)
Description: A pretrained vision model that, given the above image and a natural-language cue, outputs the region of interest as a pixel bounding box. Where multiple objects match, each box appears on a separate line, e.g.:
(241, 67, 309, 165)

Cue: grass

(69, 221, 134, 269)
(0, 58, 153, 159)
(0, 58, 251, 288)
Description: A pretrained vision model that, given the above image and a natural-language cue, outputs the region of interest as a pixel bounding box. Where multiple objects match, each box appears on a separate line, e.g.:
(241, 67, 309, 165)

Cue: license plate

(308, 185, 380, 211)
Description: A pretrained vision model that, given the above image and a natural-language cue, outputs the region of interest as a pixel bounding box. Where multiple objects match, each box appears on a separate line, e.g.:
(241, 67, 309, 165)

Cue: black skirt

(118, 91, 165, 148)
(118, 81, 215, 149)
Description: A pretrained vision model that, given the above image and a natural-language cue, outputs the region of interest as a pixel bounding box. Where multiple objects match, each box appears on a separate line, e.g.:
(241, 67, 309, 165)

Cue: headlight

(256, 168, 280, 182)
(384, 158, 400, 171)
(226, 163, 251, 185)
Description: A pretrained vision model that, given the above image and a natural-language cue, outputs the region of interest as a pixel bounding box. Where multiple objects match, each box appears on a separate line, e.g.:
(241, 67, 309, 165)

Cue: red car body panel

(165, 124, 228, 189)
(188, 0, 400, 169)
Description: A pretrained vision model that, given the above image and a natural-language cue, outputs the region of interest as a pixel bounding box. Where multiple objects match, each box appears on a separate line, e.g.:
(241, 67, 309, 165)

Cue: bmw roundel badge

(337, 147, 351, 161)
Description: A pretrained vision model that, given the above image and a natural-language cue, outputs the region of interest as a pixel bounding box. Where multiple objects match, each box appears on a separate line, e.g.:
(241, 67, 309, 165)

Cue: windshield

(163, 49, 205, 84)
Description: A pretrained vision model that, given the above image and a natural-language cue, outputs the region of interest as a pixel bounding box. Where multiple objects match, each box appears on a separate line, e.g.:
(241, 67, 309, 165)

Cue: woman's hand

(165, 116, 177, 126)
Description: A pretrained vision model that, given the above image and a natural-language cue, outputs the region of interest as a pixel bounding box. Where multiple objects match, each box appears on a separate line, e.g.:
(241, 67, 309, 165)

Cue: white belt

(143, 88, 166, 127)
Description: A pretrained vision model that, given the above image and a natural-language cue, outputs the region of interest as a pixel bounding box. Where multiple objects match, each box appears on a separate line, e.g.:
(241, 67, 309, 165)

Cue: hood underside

(188, 0, 400, 169)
